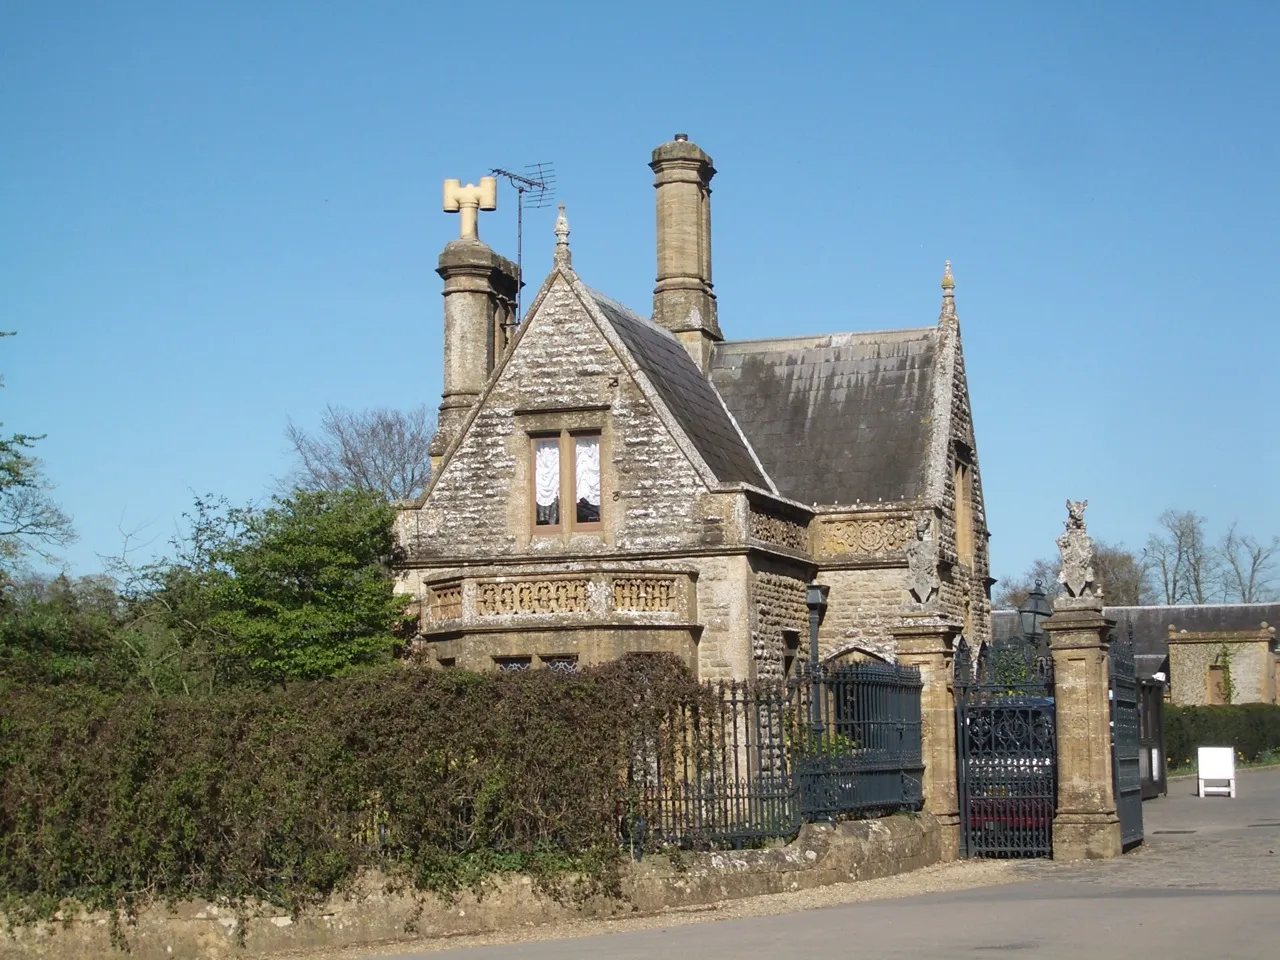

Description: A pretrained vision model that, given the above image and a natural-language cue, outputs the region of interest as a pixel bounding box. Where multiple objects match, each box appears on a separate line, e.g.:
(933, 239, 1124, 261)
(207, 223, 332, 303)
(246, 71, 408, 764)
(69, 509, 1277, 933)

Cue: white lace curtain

(534, 440, 560, 524)
(575, 436, 600, 508)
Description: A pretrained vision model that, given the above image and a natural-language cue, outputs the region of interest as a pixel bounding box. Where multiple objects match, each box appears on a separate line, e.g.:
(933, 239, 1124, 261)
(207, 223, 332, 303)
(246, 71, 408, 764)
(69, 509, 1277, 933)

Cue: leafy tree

(0, 573, 125, 684)
(284, 404, 436, 502)
(143, 489, 412, 685)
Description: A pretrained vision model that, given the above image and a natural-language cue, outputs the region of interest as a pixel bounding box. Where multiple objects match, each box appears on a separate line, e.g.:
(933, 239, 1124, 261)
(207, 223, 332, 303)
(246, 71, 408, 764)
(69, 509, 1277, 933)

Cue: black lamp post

(806, 582, 830, 737)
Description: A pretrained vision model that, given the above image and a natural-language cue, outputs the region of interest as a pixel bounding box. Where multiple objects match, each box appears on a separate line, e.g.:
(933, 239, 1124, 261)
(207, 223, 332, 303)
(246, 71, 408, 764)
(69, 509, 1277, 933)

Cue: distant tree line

(995, 509, 1279, 609)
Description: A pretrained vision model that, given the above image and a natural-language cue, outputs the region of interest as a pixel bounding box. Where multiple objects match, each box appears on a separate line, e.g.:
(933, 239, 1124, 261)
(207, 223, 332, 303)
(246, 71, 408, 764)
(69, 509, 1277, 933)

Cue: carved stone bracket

(905, 516, 941, 611)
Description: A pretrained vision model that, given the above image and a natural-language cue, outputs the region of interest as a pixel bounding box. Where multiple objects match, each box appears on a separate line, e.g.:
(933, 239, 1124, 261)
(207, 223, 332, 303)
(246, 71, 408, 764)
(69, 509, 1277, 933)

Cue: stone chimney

(651, 134, 721, 371)
(429, 178, 519, 473)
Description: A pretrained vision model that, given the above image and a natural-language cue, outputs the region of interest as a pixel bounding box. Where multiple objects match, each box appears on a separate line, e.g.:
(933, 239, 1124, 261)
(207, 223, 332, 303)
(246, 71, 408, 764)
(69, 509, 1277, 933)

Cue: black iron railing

(626, 663, 924, 849)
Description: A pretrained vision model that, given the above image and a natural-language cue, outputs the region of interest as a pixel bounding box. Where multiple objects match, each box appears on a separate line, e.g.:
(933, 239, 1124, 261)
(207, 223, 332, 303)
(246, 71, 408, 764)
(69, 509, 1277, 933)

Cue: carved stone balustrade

(419, 567, 698, 635)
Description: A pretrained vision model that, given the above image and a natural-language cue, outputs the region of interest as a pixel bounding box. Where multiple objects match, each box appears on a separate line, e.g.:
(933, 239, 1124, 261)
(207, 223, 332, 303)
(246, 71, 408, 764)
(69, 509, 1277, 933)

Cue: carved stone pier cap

(1056, 498, 1100, 608)
(443, 177, 498, 240)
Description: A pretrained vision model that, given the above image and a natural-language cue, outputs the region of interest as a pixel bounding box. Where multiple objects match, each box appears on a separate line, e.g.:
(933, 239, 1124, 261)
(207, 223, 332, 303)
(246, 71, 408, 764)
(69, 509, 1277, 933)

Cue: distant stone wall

(1167, 625, 1278, 705)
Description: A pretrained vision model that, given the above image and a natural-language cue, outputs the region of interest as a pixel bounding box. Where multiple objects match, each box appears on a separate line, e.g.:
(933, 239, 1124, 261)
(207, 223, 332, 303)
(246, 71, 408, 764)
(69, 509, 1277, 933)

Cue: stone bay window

(531, 431, 601, 533)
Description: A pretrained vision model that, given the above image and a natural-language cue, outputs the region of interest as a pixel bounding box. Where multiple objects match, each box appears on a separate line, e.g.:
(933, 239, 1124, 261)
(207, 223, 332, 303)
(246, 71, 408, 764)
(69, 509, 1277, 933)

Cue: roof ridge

(718, 327, 937, 349)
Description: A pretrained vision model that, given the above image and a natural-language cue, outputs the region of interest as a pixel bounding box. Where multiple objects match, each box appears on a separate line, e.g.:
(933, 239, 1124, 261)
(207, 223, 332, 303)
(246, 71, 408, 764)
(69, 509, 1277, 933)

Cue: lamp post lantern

(1019, 579, 1052, 640)
(1019, 578, 1054, 670)
(806, 582, 830, 737)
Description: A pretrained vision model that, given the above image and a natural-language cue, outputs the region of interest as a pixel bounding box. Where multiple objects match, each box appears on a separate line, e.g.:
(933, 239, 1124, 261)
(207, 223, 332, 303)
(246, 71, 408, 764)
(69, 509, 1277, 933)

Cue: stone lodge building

(394, 134, 992, 680)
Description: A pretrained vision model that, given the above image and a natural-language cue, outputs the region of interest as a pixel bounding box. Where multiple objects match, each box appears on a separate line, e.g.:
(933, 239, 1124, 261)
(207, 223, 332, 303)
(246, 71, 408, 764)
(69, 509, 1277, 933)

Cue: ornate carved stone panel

(476, 579, 590, 616)
(748, 510, 809, 553)
(428, 583, 462, 622)
(612, 577, 680, 613)
(817, 517, 915, 557)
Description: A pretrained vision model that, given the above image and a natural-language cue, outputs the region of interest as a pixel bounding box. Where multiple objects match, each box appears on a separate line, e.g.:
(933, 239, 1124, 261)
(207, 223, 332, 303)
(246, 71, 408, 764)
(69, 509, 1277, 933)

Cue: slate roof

(708, 330, 939, 506)
(590, 292, 771, 489)
(993, 603, 1280, 680)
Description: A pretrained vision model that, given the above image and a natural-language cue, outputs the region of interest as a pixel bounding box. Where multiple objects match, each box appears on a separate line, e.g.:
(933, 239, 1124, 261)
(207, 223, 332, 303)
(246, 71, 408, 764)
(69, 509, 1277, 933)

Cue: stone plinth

(892, 616, 962, 860)
(1043, 605, 1122, 860)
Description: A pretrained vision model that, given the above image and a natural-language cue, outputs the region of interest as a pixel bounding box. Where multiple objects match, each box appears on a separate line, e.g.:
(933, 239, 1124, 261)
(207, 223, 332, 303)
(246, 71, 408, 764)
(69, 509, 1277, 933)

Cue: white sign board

(1197, 746, 1237, 798)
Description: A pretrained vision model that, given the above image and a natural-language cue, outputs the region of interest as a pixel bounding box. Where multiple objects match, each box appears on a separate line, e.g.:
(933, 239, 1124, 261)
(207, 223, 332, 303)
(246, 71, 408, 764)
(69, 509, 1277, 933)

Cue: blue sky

(3, 1, 1277, 584)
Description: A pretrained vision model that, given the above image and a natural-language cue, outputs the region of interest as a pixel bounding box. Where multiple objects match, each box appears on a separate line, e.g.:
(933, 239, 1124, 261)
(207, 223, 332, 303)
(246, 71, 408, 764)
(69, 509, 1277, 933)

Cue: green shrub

(0, 655, 705, 925)
(1164, 703, 1280, 770)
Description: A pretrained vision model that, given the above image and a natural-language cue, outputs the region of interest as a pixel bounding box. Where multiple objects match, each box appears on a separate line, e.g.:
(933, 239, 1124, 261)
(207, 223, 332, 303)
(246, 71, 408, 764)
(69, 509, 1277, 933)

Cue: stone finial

(1056, 499, 1100, 607)
(939, 260, 957, 324)
(443, 177, 498, 241)
(553, 203, 571, 266)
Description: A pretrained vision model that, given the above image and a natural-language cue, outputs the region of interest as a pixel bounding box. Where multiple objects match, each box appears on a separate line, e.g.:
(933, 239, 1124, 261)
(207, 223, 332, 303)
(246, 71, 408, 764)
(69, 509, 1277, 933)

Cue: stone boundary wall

(2, 815, 941, 960)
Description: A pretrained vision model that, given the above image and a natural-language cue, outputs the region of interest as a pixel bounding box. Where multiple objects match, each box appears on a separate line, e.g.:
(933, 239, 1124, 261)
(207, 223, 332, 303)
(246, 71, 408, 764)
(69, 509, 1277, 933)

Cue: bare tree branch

(1144, 509, 1221, 604)
(0, 457, 76, 567)
(1219, 523, 1280, 602)
(283, 405, 436, 502)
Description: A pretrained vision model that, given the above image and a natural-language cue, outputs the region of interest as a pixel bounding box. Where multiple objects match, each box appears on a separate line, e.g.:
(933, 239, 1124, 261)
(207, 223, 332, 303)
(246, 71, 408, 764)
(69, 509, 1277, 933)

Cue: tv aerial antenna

(490, 163, 556, 321)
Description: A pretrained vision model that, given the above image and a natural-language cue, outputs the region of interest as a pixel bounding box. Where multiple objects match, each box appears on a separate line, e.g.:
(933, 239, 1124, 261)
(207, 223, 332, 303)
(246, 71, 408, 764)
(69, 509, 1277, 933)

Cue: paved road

(384, 768, 1280, 960)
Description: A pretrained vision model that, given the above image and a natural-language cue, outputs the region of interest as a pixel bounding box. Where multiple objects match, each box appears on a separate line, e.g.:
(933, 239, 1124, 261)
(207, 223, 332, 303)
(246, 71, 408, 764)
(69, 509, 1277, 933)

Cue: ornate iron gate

(955, 634, 1057, 859)
(1110, 626, 1144, 848)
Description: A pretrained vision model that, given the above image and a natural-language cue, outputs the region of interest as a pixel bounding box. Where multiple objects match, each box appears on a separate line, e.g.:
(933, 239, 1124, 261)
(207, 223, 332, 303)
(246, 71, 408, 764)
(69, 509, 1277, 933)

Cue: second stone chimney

(429, 178, 519, 473)
(651, 134, 721, 371)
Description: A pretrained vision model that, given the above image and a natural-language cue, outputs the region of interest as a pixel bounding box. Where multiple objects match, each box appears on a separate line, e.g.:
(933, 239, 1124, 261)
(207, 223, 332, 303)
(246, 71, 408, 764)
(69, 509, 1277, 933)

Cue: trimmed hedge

(1164, 703, 1280, 770)
(0, 656, 707, 924)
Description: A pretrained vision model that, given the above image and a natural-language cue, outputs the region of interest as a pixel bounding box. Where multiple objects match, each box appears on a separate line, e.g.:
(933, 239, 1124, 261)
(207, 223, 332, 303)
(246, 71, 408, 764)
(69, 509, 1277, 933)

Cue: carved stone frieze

(748, 510, 809, 553)
(817, 516, 916, 557)
(612, 577, 680, 613)
(476, 579, 590, 617)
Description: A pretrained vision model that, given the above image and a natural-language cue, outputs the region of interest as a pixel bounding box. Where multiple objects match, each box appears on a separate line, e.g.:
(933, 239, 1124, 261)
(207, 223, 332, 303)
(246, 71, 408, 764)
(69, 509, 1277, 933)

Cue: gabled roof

(709, 329, 939, 506)
(590, 292, 771, 489)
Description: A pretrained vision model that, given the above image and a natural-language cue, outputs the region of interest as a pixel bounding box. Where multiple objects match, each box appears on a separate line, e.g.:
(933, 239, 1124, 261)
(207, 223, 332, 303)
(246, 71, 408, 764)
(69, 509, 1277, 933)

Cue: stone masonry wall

(397, 275, 712, 563)
(935, 325, 992, 644)
(696, 553, 754, 681)
(817, 566, 907, 663)
(749, 557, 809, 680)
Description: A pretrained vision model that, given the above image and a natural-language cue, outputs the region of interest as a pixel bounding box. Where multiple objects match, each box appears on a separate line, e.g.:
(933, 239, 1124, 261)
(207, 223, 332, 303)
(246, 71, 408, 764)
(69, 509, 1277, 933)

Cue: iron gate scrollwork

(1110, 625, 1144, 849)
(954, 634, 1057, 859)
